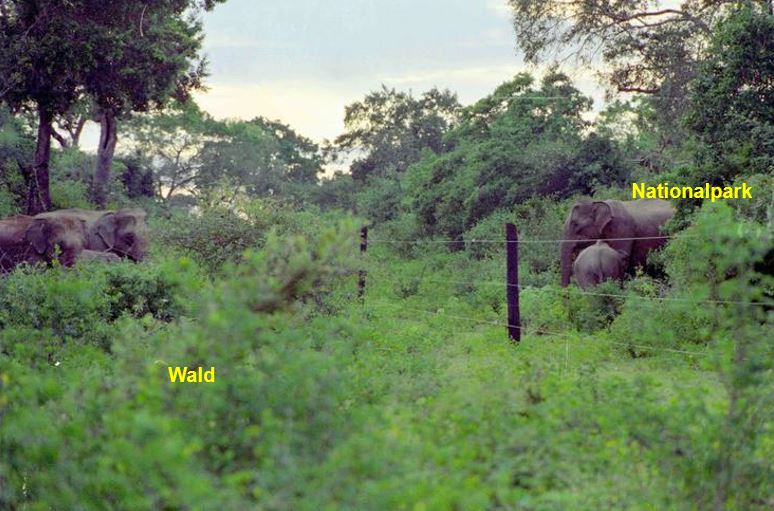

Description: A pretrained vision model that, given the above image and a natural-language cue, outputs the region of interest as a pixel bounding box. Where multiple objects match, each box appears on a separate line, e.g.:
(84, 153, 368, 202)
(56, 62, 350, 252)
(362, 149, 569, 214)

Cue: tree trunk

(27, 107, 53, 215)
(70, 117, 86, 147)
(92, 109, 118, 208)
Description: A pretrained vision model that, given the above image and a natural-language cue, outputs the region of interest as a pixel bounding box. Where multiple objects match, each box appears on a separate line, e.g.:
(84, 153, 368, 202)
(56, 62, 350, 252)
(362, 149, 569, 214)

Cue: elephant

(0, 215, 41, 272)
(572, 241, 627, 290)
(78, 250, 122, 263)
(560, 199, 675, 287)
(24, 215, 86, 268)
(35, 208, 148, 261)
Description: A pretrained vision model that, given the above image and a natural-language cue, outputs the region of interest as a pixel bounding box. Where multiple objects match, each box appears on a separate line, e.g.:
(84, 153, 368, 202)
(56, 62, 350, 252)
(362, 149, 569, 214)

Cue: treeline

(1, 3, 772, 231)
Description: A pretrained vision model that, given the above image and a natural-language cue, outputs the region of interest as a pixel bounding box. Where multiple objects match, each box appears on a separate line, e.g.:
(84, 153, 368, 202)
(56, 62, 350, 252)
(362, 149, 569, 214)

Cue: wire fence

(359, 226, 772, 360)
(368, 234, 693, 244)
(395, 276, 770, 307)
(365, 298, 712, 358)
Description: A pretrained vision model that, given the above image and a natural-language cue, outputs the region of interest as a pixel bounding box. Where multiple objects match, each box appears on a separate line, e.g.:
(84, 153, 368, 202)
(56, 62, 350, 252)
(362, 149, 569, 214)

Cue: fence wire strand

(365, 298, 710, 357)
(374, 275, 772, 307)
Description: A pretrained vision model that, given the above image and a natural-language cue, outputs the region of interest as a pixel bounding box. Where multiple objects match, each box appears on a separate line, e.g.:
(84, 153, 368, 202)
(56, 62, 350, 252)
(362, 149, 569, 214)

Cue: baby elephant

(572, 241, 627, 290)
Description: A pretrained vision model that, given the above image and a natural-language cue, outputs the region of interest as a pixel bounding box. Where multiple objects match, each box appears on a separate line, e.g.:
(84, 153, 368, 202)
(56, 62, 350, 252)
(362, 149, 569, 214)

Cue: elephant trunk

(561, 241, 575, 287)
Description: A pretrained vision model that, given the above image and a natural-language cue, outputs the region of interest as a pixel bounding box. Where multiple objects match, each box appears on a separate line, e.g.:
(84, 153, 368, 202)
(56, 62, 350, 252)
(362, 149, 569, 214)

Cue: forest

(0, 1, 772, 509)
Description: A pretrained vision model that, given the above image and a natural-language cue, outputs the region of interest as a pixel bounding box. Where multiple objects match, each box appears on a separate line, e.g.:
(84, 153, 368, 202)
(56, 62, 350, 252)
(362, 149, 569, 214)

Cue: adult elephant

(572, 241, 627, 290)
(24, 215, 86, 267)
(560, 199, 675, 287)
(1, 214, 93, 271)
(0, 215, 40, 272)
(35, 208, 148, 261)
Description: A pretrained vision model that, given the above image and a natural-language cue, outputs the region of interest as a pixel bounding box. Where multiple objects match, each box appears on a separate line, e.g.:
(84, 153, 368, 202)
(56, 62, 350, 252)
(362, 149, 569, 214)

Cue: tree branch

(611, 8, 710, 34)
(51, 128, 69, 149)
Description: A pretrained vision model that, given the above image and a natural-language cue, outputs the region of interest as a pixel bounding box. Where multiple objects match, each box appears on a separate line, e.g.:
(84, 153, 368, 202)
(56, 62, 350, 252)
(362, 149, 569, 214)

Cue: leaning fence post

(505, 223, 521, 342)
(358, 226, 368, 301)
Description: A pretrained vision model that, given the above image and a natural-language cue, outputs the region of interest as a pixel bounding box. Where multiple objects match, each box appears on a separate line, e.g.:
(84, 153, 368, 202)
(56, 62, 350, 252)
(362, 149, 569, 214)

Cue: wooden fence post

(358, 226, 368, 301)
(506, 223, 521, 342)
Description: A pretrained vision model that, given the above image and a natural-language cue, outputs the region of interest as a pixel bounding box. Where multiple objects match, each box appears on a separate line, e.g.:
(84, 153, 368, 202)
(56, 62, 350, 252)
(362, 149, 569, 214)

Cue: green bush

(0, 260, 188, 351)
(152, 199, 342, 273)
(0, 222, 359, 510)
(520, 285, 572, 334)
(462, 197, 565, 286)
(152, 206, 267, 272)
(567, 280, 625, 333)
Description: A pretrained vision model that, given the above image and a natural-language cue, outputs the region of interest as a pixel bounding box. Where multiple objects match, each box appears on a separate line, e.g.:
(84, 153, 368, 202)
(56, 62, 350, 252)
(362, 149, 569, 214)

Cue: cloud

(381, 63, 522, 87)
(193, 82, 353, 142)
(487, 0, 511, 18)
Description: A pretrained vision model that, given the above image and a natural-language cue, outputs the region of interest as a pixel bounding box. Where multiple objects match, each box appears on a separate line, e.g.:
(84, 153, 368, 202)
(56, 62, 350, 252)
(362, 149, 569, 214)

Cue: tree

(685, 4, 774, 185)
(405, 72, 629, 239)
(0, 1, 87, 213)
(0, 0, 224, 213)
(196, 117, 322, 202)
(330, 86, 461, 181)
(84, 0, 225, 208)
(126, 101, 216, 201)
(506, 0, 747, 148)
(51, 98, 92, 149)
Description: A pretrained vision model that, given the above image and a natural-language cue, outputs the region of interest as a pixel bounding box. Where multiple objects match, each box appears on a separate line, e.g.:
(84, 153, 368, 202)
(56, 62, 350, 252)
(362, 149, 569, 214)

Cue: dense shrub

(463, 197, 566, 285)
(0, 259, 188, 351)
(520, 285, 572, 334)
(153, 206, 267, 272)
(152, 199, 343, 273)
(0, 223, 359, 509)
(567, 280, 625, 333)
(609, 202, 772, 356)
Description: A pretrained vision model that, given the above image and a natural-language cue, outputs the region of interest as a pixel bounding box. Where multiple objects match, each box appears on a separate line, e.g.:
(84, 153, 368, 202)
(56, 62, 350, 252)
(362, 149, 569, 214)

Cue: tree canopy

(330, 86, 461, 182)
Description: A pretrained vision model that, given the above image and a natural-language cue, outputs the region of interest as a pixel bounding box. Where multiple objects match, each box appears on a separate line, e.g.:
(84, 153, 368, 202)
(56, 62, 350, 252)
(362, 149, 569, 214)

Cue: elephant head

(90, 208, 148, 261)
(560, 200, 635, 287)
(24, 216, 85, 267)
(572, 241, 627, 290)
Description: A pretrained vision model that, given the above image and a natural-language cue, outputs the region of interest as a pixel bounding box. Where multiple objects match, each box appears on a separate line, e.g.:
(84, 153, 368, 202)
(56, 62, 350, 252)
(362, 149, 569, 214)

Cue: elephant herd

(561, 199, 676, 289)
(0, 208, 148, 273)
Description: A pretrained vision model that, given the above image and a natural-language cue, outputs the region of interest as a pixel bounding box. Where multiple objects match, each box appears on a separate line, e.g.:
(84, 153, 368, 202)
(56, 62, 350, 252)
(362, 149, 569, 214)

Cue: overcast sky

(82, 0, 604, 151)
(191, 0, 605, 143)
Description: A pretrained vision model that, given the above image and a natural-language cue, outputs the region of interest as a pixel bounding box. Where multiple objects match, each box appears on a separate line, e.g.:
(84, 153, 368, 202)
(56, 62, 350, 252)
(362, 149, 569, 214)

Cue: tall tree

(126, 100, 216, 201)
(0, 1, 86, 213)
(197, 117, 322, 201)
(331, 86, 461, 181)
(506, 0, 747, 147)
(686, 4, 774, 184)
(0, 0, 224, 212)
(405, 72, 628, 239)
(84, 0, 224, 208)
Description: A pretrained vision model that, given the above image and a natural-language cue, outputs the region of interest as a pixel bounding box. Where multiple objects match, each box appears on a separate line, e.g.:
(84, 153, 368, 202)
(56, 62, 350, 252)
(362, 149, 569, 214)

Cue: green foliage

(152, 199, 345, 274)
(405, 72, 630, 239)
(331, 86, 461, 181)
(0, 222, 359, 509)
(686, 4, 774, 185)
(462, 197, 565, 285)
(0, 260, 186, 352)
(568, 280, 625, 333)
(520, 286, 572, 334)
(197, 116, 322, 202)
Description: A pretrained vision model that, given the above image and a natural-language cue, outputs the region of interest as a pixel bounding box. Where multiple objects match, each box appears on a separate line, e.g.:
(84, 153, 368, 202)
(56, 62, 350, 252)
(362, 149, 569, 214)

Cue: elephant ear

(95, 213, 117, 250)
(591, 201, 613, 237)
(26, 220, 49, 254)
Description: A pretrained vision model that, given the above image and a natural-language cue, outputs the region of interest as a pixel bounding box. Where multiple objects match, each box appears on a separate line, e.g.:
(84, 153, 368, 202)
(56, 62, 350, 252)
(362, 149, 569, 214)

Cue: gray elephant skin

(560, 199, 675, 287)
(0, 215, 43, 271)
(0, 208, 148, 273)
(572, 241, 627, 290)
(1, 214, 93, 271)
(34, 208, 148, 262)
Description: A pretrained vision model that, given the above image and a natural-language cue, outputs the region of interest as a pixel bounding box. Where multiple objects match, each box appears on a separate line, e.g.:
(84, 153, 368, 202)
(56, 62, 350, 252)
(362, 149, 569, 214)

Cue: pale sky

(83, 0, 605, 151)
(191, 0, 605, 143)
